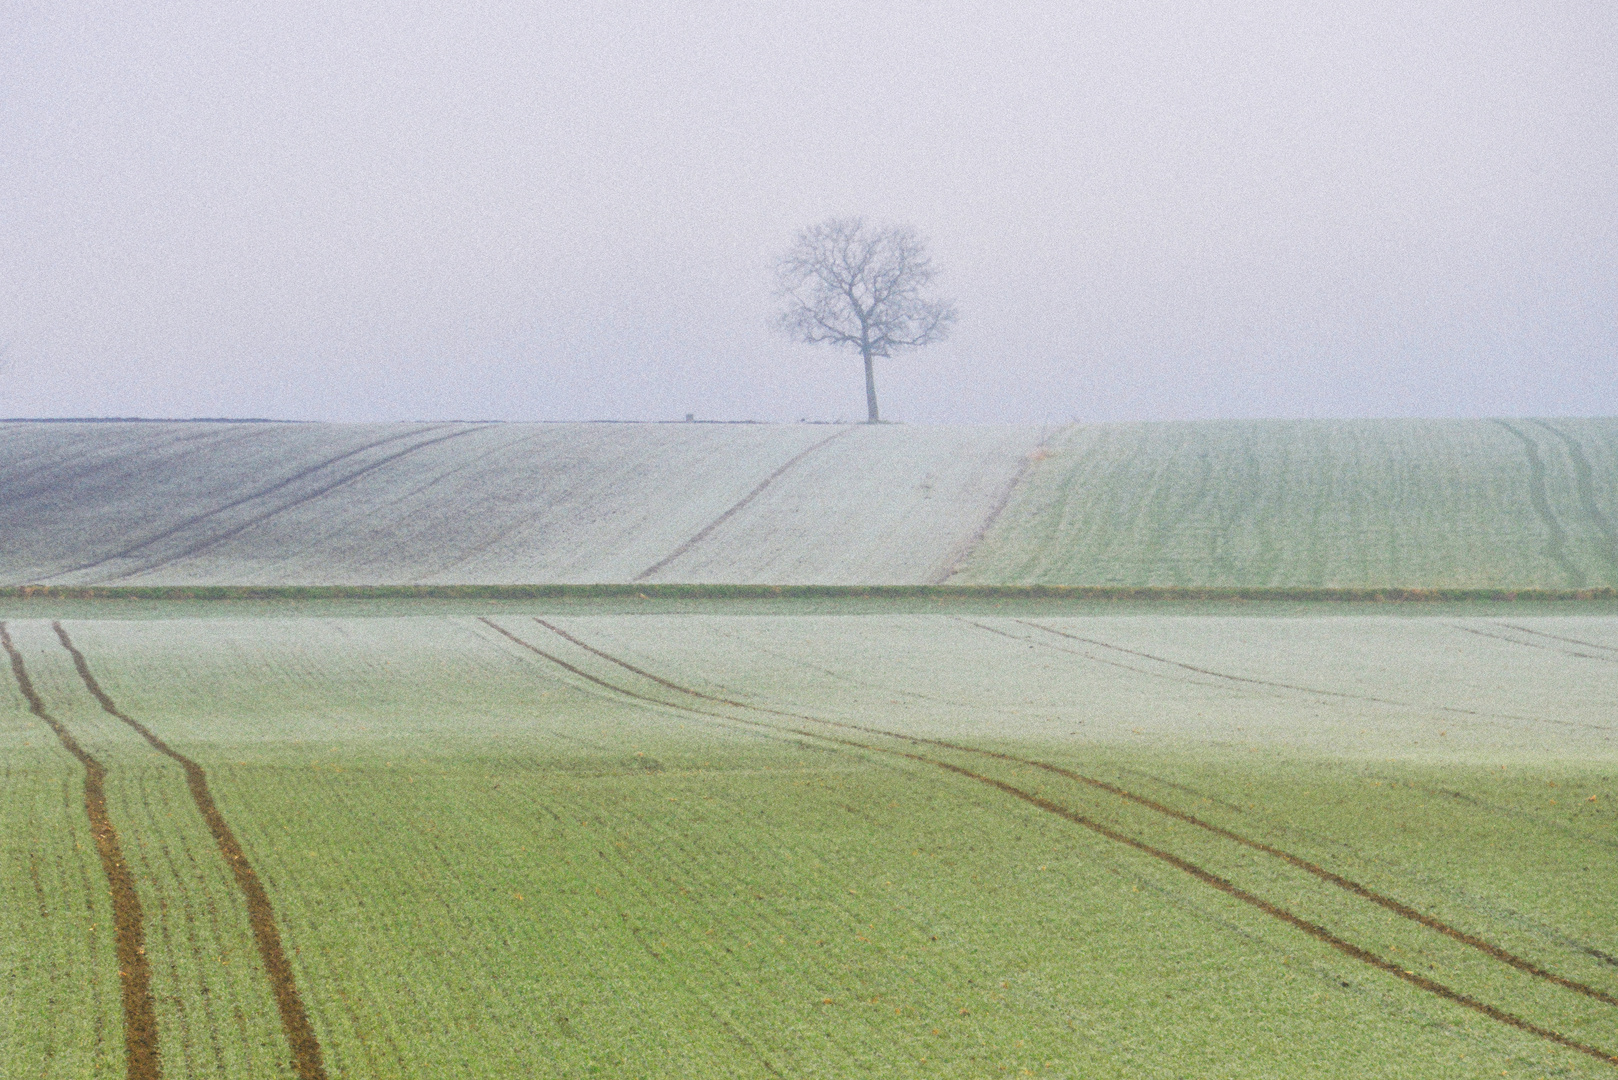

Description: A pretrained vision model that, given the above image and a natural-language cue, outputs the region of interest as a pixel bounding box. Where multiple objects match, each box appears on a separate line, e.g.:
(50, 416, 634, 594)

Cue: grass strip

(53, 623, 329, 1080)
(5, 584, 1618, 602)
(1, 622, 160, 1080)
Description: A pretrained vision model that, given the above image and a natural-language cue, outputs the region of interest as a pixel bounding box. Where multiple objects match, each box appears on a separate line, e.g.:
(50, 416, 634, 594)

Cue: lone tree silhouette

(773, 218, 957, 423)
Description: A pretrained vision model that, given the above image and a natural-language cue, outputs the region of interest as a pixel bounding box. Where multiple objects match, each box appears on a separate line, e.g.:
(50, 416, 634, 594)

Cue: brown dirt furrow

(529, 618, 1618, 1011)
(634, 426, 854, 581)
(925, 757, 1618, 1067)
(2, 622, 160, 1080)
(27, 845, 49, 919)
(493, 619, 1618, 1065)
(53, 622, 328, 1080)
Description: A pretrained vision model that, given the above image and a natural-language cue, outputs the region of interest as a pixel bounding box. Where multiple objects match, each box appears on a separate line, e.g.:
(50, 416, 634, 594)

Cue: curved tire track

(54, 623, 328, 1080)
(1495, 420, 1585, 588)
(103, 427, 482, 582)
(1450, 622, 1618, 664)
(48, 426, 440, 582)
(932, 424, 1067, 584)
(2, 622, 160, 1080)
(1004, 619, 1613, 732)
(1498, 622, 1618, 656)
(634, 427, 853, 581)
(1533, 420, 1618, 581)
(525, 619, 1618, 1016)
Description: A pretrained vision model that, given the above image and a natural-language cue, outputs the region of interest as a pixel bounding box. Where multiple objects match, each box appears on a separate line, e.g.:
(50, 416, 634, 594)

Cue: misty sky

(2, 2, 1614, 423)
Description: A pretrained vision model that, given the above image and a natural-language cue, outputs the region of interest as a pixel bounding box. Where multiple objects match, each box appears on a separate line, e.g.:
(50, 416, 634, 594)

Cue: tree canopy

(773, 218, 956, 423)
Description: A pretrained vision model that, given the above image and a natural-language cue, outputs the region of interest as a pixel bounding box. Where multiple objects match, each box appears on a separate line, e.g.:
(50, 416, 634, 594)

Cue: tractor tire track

(54, 623, 328, 1080)
(1497, 622, 1618, 656)
(635, 426, 853, 581)
(529, 618, 1618, 1011)
(1450, 623, 1618, 664)
(932, 425, 1067, 584)
(497, 619, 1618, 1060)
(960, 616, 1250, 693)
(1006, 619, 1614, 732)
(0, 426, 234, 516)
(2, 622, 160, 1080)
(925, 756, 1618, 1067)
(50, 426, 440, 581)
(1494, 420, 1585, 588)
(1534, 420, 1618, 580)
(103, 427, 482, 582)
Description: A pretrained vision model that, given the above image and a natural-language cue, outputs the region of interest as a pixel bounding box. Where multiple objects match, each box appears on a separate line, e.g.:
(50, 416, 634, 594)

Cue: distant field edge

(5, 584, 1618, 603)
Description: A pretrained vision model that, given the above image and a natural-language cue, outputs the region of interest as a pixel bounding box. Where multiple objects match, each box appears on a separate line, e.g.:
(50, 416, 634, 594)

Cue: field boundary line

(633, 426, 856, 581)
(1, 622, 160, 1080)
(531, 618, 1618, 1012)
(496, 619, 1618, 1066)
(6, 583, 1618, 602)
(932, 423, 1069, 584)
(54, 622, 329, 1080)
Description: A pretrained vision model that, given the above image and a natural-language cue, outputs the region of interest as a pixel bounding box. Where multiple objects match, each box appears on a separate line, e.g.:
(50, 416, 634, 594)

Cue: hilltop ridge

(3, 418, 1614, 588)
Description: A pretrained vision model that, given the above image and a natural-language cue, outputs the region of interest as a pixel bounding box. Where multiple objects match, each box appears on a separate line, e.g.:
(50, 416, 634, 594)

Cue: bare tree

(773, 218, 957, 423)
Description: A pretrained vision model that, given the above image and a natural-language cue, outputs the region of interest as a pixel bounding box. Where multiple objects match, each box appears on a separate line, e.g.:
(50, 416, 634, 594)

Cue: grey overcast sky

(2, 1, 1614, 423)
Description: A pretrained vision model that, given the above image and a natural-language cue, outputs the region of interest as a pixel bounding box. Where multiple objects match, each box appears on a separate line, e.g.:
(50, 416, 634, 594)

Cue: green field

(959, 418, 1618, 589)
(4, 603, 1616, 1077)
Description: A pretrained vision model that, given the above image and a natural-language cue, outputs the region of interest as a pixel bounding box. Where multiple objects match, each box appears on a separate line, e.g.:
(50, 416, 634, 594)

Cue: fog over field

(2, 2, 1614, 423)
(6, 11, 1618, 1080)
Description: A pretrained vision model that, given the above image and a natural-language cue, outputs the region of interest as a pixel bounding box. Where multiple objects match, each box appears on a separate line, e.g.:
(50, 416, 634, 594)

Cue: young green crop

(957, 417, 1618, 589)
(2, 610, 1615, 1077)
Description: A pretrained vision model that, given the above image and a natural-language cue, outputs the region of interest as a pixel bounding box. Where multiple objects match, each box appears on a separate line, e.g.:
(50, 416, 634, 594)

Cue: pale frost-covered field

(6, 417, 1617, 588)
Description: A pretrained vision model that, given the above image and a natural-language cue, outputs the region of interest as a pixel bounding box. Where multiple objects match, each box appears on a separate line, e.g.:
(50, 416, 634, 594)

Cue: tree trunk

(863, 347, 880, 423)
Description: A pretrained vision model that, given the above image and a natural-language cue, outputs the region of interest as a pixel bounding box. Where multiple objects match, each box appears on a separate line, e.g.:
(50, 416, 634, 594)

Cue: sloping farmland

(953, 417, 1618, 589)
(0, 421, 1045, 586)
(3, 608, 1616, 1078)
(6, 417, 1618, 589)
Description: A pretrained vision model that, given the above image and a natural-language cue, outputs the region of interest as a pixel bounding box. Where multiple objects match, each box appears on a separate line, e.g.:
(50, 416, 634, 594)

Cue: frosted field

(5, 417, 1617, 588)
(0, 421, 1042, 586)
(3, 606, 1616, 1078)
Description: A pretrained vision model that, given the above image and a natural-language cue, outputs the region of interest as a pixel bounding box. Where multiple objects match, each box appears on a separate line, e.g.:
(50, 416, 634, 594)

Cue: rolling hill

(3, 417, 1615, 588)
